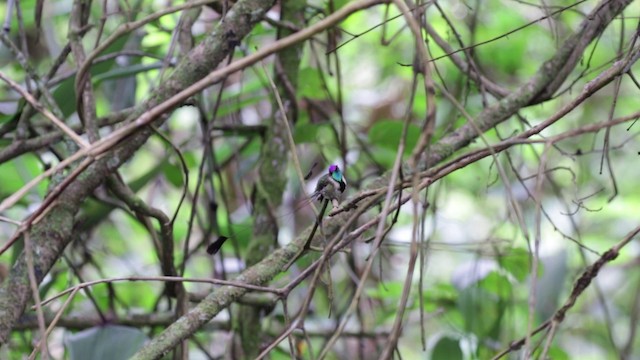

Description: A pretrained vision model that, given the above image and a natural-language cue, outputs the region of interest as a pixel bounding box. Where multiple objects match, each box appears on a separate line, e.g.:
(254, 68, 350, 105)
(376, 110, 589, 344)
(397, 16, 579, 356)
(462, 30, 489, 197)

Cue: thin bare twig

(492, 224, 640, 359)
(0, 71, 88, 148)
(38, 275, 282, 308)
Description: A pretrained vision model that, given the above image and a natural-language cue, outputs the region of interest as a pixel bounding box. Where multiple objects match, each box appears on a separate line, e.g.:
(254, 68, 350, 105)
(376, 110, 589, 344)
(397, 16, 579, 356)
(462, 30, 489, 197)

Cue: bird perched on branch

(285, 164, 348, 269)
(313, 164, 347, 210)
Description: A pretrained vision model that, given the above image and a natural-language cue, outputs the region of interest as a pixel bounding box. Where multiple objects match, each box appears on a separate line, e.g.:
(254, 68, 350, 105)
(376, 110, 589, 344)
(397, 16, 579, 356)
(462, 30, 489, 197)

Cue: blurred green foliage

(0, 0, 639, 359)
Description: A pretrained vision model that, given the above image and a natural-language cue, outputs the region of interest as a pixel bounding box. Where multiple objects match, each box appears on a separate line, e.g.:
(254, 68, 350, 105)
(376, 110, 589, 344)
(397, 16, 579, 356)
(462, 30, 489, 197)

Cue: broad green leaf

(368, 120, 420, 154)
(298, 68, 325, 99)
(162, 161, 184, 188)
(541, 345, 570, 360)
(431, 336, 463, 360)
(479, 271, 512, 299)
(182, 151, 198, 169)
(370, 146, 397, 170)
(499, 247, 531, 282)
(332, 0, 350, 10)
(240, 138, 262, 156)
(0, 153, 47, 200)
(0, 114, 14, 124)
(294, 122, 329, 143)
(458, 286, 505, 339)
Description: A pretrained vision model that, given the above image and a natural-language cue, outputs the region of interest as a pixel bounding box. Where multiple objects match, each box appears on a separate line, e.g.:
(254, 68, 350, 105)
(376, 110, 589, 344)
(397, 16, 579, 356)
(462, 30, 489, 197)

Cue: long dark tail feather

(284, 199, 329, 270)
(206, 236, 229, 255)
(206, 191, 323, 256)
(288, 191, 323, 214)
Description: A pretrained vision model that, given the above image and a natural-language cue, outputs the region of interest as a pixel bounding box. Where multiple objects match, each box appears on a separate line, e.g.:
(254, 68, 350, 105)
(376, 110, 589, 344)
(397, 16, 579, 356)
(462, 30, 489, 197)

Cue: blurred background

(0, 0, 639, 359)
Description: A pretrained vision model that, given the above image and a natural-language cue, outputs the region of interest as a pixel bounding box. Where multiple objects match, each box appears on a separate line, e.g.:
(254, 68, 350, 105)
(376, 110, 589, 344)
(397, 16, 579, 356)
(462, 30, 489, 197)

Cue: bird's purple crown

(329, 164, 338, 173)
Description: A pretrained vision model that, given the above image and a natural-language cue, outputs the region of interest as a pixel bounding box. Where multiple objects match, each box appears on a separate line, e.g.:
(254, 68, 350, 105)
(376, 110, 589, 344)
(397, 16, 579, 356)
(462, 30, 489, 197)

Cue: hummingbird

(313, 164, 347, 209)
(284, 164, 348, 269)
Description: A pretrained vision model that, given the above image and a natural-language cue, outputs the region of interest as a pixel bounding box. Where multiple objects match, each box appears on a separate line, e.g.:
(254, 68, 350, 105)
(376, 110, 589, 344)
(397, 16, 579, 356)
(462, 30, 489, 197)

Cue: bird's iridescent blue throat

(331, 169, 343, 183)
(328, 164, 346, 192)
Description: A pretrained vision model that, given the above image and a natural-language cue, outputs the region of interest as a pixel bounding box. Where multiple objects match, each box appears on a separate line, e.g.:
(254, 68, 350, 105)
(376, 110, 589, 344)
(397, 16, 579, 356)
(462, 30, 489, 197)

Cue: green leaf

(479, 271, 513, 299)
(65, 325, 147, 360)
(499, 247, 531, 282)
(542, 345, 570, 360)
(332, 0, 350, 10)
(431, 336, 463, 360)
(368, 120, 420, 154)
(294, 122, 329, 143)
(0, 153, 47, 200)
(370, 146, 397, 170)
(298, 68, 325, 99)
(0, 114, 14, 125)
(162, 161, 184, 187)
(457, 285, 506, 338)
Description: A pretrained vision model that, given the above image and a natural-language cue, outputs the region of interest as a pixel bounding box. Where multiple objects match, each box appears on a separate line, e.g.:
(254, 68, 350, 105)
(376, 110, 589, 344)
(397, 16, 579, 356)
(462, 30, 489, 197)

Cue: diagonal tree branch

(0, 0, 277, 345)
(419, 0, 632, 172)
(130, 1, 634, 358)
